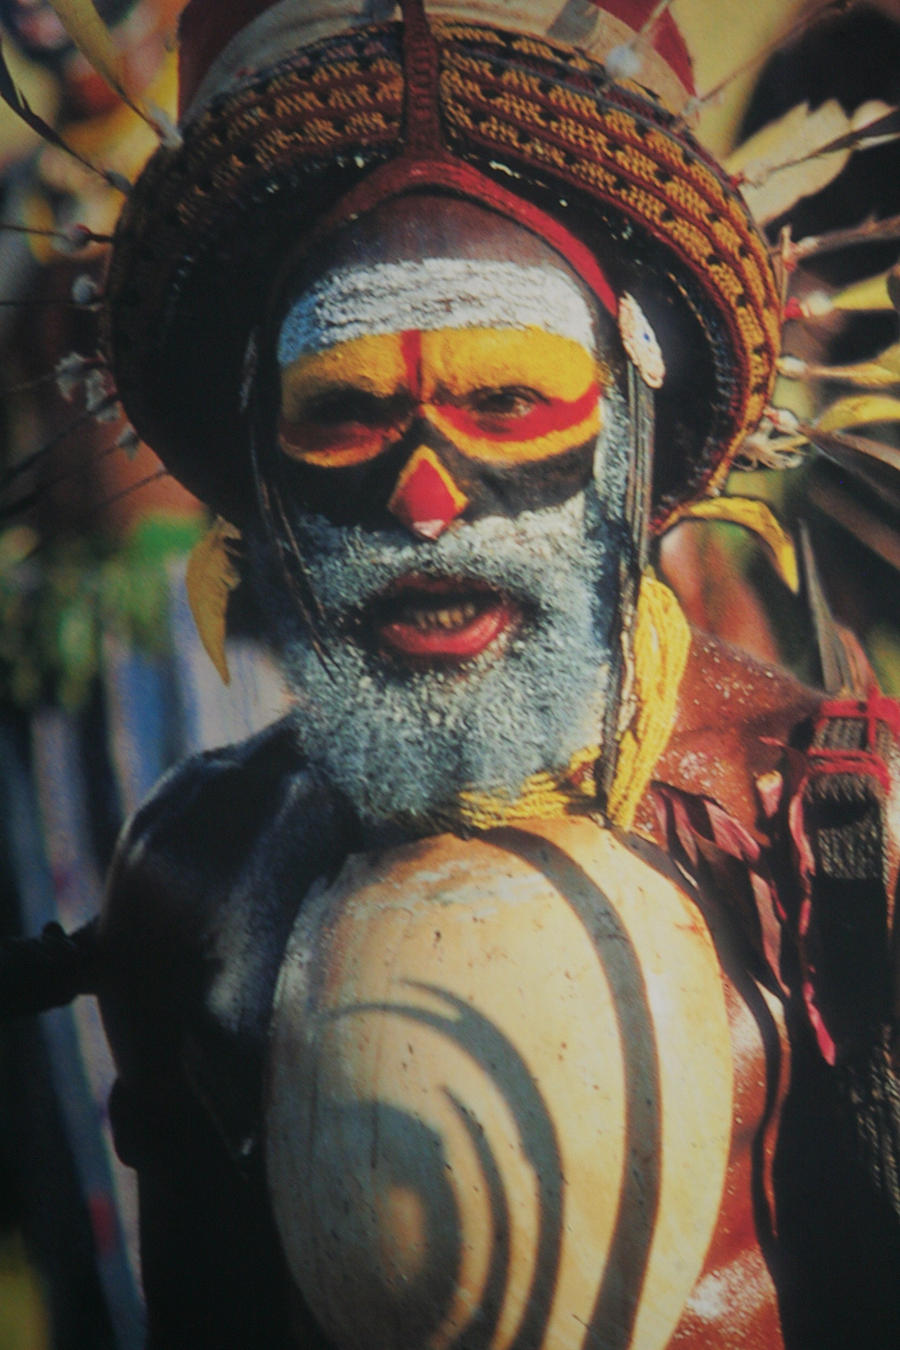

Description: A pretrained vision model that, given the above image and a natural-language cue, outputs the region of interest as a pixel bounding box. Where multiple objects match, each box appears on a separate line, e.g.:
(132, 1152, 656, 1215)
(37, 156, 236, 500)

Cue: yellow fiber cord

(185, 517, 242, 684)
(606, 574, 691, 830)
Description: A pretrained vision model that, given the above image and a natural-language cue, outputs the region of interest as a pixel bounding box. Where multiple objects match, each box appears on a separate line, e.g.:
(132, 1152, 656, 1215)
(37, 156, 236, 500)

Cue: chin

(248, 492, 626, 830)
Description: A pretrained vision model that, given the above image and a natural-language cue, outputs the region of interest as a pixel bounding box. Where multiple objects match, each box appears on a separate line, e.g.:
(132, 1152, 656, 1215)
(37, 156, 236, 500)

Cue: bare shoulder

(99, 716, 357, 1086)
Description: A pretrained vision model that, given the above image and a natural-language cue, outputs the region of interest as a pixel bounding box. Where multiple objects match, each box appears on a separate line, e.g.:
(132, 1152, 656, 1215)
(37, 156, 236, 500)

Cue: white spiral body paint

(277, 259, 598, 365)
(265, 819, 733, 1350)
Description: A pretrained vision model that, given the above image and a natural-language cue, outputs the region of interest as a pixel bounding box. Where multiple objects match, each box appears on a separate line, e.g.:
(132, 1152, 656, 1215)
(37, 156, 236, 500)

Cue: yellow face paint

(278, 326, 604, 469)
(279, 333, 409, 467)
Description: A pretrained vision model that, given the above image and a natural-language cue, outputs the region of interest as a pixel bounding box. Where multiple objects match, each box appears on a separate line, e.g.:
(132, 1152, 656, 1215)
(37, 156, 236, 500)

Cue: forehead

(275, 195, 605, 359)
(277, 260, 598, 363)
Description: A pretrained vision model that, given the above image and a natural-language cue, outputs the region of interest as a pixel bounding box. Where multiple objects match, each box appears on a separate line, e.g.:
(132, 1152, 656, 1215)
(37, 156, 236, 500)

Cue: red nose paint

(387, 448, 468, 539)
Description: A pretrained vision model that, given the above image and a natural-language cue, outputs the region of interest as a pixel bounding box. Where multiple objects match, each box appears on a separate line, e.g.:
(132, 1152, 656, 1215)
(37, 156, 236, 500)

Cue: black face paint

(274, 416, 597, 528)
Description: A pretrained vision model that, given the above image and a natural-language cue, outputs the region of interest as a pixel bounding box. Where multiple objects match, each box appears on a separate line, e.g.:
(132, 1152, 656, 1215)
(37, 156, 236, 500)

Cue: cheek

(475, 443, 596, 517)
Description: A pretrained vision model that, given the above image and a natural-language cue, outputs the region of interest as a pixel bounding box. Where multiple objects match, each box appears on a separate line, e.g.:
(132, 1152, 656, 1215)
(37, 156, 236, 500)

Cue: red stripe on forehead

(401, 330, 424, 400)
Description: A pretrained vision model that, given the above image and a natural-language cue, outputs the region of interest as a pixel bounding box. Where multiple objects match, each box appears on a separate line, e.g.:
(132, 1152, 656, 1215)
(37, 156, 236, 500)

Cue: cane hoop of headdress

(104, 0, 781, 536)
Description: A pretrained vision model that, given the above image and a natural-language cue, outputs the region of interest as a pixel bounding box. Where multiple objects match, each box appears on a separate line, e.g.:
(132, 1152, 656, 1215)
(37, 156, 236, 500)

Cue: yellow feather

(779, 344, 900, 387)
(185, 519, 242, 685)
(673, 497, 799, 593)
(815, 393, 900, 433)
(727, 100, 857, 224)
(829, 271, 893, 311)
(875, 343, 900, 375)
(46, 0, 131, 104)
(819, 346, 900, 386)
(45, 0, 179, 142)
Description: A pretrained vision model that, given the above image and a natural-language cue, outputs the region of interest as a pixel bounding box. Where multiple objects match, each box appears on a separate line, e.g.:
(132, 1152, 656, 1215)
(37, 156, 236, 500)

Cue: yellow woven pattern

(437, 34, 780, 490)
(606, 574, 691, 830)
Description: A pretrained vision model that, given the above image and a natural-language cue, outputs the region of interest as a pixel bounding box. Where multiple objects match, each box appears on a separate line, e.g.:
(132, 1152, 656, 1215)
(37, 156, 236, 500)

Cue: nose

(387, 444, 469, 540)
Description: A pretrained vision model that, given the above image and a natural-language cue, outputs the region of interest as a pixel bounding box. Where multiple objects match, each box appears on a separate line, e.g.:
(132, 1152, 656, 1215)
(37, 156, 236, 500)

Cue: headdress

(103, 0, 781, 534)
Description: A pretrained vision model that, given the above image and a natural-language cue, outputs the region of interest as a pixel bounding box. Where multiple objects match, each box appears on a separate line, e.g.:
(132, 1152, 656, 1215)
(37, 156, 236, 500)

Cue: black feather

(0, 36, 129, 194)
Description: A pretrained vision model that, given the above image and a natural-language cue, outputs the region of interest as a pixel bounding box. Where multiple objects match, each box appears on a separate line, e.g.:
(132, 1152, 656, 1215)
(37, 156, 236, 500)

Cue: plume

(0, 36, 129, 192)
(778, 346, 900, 388)
(688, 0, 864, 116)
(784, 270, 896, 320)
(815, 394, 900, 434)
(45, 0, 180, 145)
(670, 496, 799, 592)
(729, 100, 895, 223)
(798, 523, 860, 694)
(185, 518, 242, 685)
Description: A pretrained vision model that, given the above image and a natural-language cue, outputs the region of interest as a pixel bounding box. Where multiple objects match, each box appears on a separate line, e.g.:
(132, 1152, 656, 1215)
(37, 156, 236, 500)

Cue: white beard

(248, 486, 628, 831)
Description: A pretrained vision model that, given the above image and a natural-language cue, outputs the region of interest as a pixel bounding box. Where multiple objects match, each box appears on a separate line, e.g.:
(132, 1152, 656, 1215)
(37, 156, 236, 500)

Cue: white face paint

(249, 375, 635, 830)
(276, 259, 598, 364)
(253, 204, 636, 830)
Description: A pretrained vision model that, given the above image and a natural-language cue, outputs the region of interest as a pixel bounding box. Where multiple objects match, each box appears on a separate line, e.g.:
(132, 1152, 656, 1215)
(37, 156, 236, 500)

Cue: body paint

(278, 326, 604, 468)
(277, 259, 600, 363)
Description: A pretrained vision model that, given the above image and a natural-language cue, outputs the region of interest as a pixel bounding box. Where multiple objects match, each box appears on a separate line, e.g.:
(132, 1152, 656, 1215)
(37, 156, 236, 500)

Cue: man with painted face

(94, 2, 900, 1348)
(249, 196, 632, 831)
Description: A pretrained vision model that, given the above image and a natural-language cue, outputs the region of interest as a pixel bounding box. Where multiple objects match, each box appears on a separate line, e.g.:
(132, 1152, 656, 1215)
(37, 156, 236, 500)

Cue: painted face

(276, 258, 604, 522)
(250, 201, 634, 827)
(272, 255, 609, 666)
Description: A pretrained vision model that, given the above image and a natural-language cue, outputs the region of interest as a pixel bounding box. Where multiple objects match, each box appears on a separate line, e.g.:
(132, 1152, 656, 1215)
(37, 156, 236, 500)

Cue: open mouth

(366, 576, 519, 663)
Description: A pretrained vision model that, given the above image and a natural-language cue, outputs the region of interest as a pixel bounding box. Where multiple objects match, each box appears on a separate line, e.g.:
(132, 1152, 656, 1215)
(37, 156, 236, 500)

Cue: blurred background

(0, 1, 898, 1346)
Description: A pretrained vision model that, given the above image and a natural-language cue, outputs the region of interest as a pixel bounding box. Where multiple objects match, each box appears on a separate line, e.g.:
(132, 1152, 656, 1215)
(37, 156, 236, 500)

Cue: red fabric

(297, 154, 619, 317)
(598, 0, 694, 94)
(178, 0, 271, 114)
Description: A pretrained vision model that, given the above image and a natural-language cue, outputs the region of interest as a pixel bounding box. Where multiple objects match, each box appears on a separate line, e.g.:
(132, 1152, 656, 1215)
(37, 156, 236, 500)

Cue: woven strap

(835, 1023, 900, 1221)
(788, 692, 900, 1219)
(789, 692, 900, 1067)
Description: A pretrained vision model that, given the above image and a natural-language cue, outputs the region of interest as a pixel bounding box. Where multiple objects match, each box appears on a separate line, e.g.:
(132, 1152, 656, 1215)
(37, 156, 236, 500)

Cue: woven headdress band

(106, 1, 780, 527)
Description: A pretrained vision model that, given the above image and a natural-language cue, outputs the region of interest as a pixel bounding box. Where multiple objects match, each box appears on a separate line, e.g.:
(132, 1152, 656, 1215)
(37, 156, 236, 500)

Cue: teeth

(405, 601, 480, 631)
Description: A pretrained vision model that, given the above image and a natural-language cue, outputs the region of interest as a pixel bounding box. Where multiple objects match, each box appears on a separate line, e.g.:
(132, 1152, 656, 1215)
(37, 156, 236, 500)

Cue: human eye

(464, 385, 547, 429)
(278, 385, 409, 466)
(298, 387, 396, 429)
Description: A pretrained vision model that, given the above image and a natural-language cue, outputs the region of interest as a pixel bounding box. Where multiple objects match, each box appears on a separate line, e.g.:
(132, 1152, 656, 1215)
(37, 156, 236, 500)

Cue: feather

(46, 0, 131, 104)
(185, 518, 242, 685)
(730, 100, 895, 224)
(0, 35, 128, 192)
(808, 103, 900, 157)
(729, 101, 872, 223)
(45, 0, 180, 146)
(806, 470, 900, 573)
(0, 220, 102, 245)
(799, 423, 900, 479)
(668, 496, 800, 593)
(828, 270, 895, 311)
(778, 345, 900, 388)
(789, 211, 900, 263)
(690, 0, 865, 116)
(785, 271, 895, 321)
(815, 394, 900, 434)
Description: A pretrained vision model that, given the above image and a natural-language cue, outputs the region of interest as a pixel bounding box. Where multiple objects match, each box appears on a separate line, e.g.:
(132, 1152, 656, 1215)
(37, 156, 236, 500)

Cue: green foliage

(0, 514, 204, 711)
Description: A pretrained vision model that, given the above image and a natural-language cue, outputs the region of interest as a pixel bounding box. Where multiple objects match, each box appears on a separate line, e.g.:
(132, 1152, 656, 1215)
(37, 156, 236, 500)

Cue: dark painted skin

(97, 635, 900, 1349)
(98, 200, 900, 1348)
